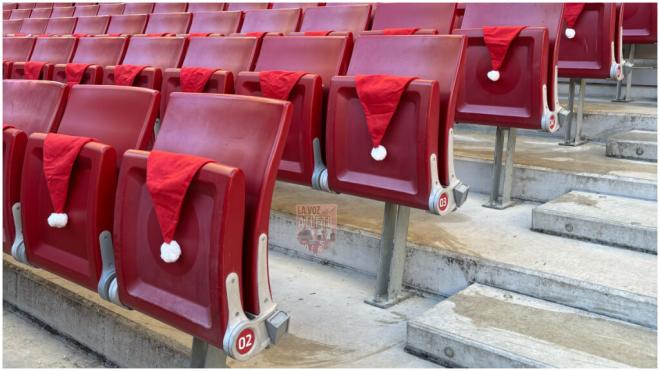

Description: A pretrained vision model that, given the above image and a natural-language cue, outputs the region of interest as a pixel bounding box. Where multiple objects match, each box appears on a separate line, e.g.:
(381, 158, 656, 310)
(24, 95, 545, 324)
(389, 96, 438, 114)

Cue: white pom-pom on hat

(371, 145, 387, 161)
(160, 240, 181, 263)
(565, 28, 576, 39)
(48, 213, 68, 228)
(487, 70, 500, 82)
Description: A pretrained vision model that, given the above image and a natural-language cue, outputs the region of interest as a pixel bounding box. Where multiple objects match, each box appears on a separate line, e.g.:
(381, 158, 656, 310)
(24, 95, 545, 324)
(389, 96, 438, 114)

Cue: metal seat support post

(561, 78, 588, 146)
(190, 337, 228, 368)
(614, 44, 636, 102)
(483, 126, 517, 210)
(365, 202, 412, 308)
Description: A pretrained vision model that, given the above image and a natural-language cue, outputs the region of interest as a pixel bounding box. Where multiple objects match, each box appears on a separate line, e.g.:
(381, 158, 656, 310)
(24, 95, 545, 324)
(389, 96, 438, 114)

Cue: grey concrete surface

(607, 130, 657, 162)
(406, 284, 658, 368)
(532, 191, 657, 253)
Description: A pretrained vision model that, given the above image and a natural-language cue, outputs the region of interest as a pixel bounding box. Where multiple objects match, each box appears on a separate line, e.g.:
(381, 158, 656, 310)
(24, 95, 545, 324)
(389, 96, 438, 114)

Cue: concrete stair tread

(607, 130, 657, 162)
(532, 191, 657, 253)
(4, 253, 436, 368)
(271, 183, 657, 326)
(609, 130, 658, 143)
(453, 130, 657, 183)
(406, 284, 657, 368)
(557, 100, 658, 115)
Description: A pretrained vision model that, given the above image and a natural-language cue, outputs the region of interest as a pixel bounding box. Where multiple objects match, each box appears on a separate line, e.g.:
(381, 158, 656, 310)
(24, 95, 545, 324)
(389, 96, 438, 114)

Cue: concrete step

(453, 131, 656, 202)
(458, 100, 657, 143)
(270, 182, 657, 328)
(558, 80, 657, 102)
(406, 284, 657, 368)
(3, 253, 436, 368)
(532, 191, 657, 254)
(606, 130, 657, 162)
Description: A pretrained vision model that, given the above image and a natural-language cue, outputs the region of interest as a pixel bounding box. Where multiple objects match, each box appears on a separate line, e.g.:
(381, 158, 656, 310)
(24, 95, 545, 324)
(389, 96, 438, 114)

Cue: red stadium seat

(52, 37, 127, 84)
(50, 6, 74, 18)
(326, 35, 468, 214)
(73, 4, 98, 17)
(45, 17, 77, 35)
(10, 36, 77, 80)
(123, 2, 155, 15)
(35, 3, 54, 8)
(73, 15, 110, 35)
(226, 2, 271, 11)
(103, 36, 186, 91)
(239, 8, 301, 34)
(3, 10, 11, 20)
(558, 3, 622, 80)
(369, 3, 456, 35)
(236, 35, 351, 187)
(188, 11, 242, 35)
(3, 80, 68, 254)
(113, 93, 292, 357)
(106, 14, 148, 35)
(272, 3, 322, 9)
(455, 3, 564, 131)
(97, 3, 124, 16)
(161, 36, 259, 116)
(453, 2, 465, 30)
(143, 12, 191, 35)
(10, 8, 32, 20)
(29, 7, 52, 18)
(53, 3, 74, 7)
(19, 84, 159, 290)
(3, 36, 35, 78)
(4, 3, 17, 11)
(3, 19, 22, 34)
(187, 2, 225, 12)
(17, 3, 36, 10)
(17, 17, 49, 35)
(297, 4, 370, 36)
(153, 2, 188, 13)
(621, 3, 657, 44)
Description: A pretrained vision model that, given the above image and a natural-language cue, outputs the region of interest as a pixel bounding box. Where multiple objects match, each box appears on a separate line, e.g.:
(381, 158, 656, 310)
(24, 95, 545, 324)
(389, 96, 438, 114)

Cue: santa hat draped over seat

(186, 32, 211, 40)
(24, 61, 47, 80)
(246, 32, 267, 39)
(146, 150, 214, 263)
(304, 30, 333, 36)
(114, 64, 148, 86)
(383, 28, 419, 35)
(180, 67, 221, 92)
(563, 3, 585, 39)
(482, 26, 526, 82)
(43, 133, 95, 228)
(65, 63, 91, 86)
(259, 70, 306, 100)
(355, 74, 417, 161)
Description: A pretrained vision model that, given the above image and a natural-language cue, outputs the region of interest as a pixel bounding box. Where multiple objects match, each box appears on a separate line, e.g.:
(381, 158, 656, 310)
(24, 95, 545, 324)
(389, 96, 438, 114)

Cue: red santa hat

(146, 150, 213, 263)
(355, 74, 416, 161)
(43, 133, 95, 228)
(65, 63, 90, 86)
(304, 30, 333, 36)
(114, 64, 148, 86)
(180, 67, 220, 93)
(259, 70, 306, 100)
(482, 26, 526, 82)
(24, 61, 46, 80)
(383, 28, 419, 35)
(563, 3, 586, 39)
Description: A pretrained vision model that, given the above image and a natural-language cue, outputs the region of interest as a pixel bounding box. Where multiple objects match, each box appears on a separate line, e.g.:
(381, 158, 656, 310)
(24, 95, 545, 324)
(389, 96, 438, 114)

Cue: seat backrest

(240, 8, 301, 34)
(123, 2, 155, 15)
(189, 11, 241, 34)
(29, 7, 52, 18)
(182, 36, 258, 74)
(153, 2, 188, 13)
(50, 5, 73, 18)
(17, 2, 36, 9)
(29, 36, 77, 64)
(4, 3, 17, 11)
(71, 36, 127, 66)
(10, 8, 31, 19)
(106, 14, 148, 35)
(97, 3, 124, 16)
(254, 35, 350, 87)
(121, 36, 186, 70)
(156, 93, 291, 314)
(3, 10, 11, 20)
(299, 4, 370, 35)
(272, 2, 321, 9)
(74, 15, 109, 34)
(18, 17, 48, 34)
(371, 3, 456, 34)
(187, 2, 225, 12)
(57, 85, 159, 158)
(3, 36, 35, 62)
(226, 2, 270, 11)
(144, 12, 191, 34)
(45, 16, 77, 35)
(73, 4, 98, 17)
(3, 19, 22, 34)
(53, 3, 74, 7)
(621, 2, 657, 44)
(3, 80, 67, 134)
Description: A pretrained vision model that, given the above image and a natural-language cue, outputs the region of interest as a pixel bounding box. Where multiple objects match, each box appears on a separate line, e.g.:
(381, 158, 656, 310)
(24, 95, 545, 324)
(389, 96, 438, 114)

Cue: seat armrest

(104, 65, 163, 91)
(52, 63, 103, 84)
(10, 61, 55, 80)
